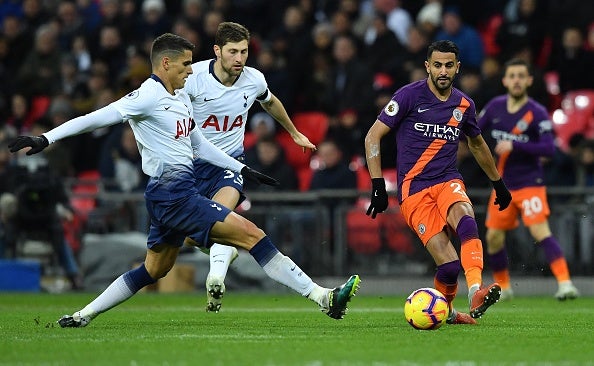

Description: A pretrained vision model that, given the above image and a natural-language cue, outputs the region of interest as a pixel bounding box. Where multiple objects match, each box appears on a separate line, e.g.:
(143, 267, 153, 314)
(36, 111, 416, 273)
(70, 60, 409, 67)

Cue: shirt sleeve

(43, 105, 124, 144)
(190, 128, 245, 172)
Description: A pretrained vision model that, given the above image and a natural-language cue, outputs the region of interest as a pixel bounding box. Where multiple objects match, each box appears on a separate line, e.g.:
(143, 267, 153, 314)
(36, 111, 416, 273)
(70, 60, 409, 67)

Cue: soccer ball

(404, 287, 449, 330)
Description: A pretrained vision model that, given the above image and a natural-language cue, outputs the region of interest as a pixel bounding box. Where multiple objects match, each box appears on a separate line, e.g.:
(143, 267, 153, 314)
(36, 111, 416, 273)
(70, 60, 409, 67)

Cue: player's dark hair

(427, 40, 459, 60)
(503, 58, 532, 75)
(215, 22, 250, 47)
(150, 33, 195, 66)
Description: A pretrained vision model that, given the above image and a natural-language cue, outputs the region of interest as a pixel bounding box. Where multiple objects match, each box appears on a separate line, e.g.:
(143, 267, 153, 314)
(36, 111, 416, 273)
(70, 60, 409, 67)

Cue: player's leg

(400, 188, 474, 324)
(189, 165, 243, 311)
(208, 212, 360, 319)
(520, 186, 578, 300)
(485, 228, 513, 300)
(425, 232, 476, 325)
(485, 188, 518, 300)
(442, 181, 500, 318)
(57, 244, 179, 327)
(203, 187, 240, 311)
(528, 221, 579, 300)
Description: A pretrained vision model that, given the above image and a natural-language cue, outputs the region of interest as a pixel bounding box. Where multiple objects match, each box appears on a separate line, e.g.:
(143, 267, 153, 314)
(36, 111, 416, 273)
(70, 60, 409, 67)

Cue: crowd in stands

(1, 0, 594, 270)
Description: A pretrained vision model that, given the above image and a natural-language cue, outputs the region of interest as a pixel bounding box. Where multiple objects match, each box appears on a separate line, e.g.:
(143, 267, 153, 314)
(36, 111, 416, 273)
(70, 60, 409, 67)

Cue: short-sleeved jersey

(184, 59, 271, 157)
(111, 76, 196, 200)
(378, 79, 481, 203)
(477, 95, 553, 190)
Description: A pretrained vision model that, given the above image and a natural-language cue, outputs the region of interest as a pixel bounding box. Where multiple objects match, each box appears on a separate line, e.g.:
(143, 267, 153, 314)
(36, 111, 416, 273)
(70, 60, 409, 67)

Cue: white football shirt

(112, 77, 196, 177)
(184, 59, 272, 157)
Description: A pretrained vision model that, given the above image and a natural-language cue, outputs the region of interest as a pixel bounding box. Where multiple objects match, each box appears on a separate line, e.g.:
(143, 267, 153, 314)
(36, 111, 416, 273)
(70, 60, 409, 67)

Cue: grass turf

(0, 292, 592, 365)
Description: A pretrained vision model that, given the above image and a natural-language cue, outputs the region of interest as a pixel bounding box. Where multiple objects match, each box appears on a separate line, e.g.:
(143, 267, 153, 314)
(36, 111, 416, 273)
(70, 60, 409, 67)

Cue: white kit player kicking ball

(8, 33, 360, 327)
(183, 22, 318, 312)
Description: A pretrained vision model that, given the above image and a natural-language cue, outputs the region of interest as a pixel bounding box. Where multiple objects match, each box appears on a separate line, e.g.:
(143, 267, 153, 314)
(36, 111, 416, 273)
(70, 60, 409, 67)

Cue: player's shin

(489, 247, 511, 290)
(456, 215, 483, 289)
(249, 236, 318, 299)
(209, 243, 235, 279)
(83, 263, 157, 317)
(434, 260, 461, 312)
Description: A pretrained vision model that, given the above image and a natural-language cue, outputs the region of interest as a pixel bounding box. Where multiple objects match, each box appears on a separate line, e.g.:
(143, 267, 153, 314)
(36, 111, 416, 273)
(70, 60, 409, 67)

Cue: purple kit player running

(478, 58, 579, 301)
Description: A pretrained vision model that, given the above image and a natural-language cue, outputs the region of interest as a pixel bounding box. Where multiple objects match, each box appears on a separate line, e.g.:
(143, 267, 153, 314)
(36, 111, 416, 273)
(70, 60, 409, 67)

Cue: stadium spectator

(415, 0, 442, 39)
(0, 129, 82, 290)
(363, 12, 404, 78)
(55, 1, 86, 52)
(495, 0, 547, 63)
(16, 23, 62, 98)
(547, 26, 594, 94)
(322, 34, 375, 124)
(244, 135, 298, 192)
(434, 5, 484, 70)
(137, 0, 171, 41)
(364, 0, 412, 47)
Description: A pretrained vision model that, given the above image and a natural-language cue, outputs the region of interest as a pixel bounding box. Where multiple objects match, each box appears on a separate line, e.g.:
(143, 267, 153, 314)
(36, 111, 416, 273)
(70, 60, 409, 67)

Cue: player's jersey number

(224, 169, 243, 185)
(522, 196, 542, 216)
(450, 182, 468, 198)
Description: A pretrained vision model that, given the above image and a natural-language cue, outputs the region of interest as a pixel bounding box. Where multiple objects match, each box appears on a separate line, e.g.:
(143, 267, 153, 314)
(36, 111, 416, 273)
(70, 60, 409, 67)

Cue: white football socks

(260, 253, 319, 298)
(208, 243, 235, 279)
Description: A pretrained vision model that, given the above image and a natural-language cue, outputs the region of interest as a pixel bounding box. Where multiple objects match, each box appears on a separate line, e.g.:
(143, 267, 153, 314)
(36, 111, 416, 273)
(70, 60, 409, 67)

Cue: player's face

(168, 49, 194, 90)
(502, 64, 532, 99)
(216, 40, 249, 77)
(425, 51, 460, 92)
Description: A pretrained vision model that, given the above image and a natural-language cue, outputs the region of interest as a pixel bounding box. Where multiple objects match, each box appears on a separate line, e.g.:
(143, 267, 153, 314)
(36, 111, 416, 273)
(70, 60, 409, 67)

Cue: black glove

(366, 178, 389, 219)
(241, 166, 279, 186)
(8, 135, 49, 155)
(491, 178, 512, 211)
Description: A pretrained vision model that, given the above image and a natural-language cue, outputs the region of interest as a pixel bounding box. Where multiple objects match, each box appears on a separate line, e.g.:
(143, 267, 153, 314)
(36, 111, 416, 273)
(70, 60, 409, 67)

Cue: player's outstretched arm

(8, 106, 124, 155)
(261, 93, 316, 152)
(364, 120, 391, 218)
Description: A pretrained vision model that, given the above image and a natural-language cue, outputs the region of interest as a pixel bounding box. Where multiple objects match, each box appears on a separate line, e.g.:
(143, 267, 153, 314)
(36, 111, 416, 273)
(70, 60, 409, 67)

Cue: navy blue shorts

(146, 193, 231, 249)
(193, 158, 246, 205)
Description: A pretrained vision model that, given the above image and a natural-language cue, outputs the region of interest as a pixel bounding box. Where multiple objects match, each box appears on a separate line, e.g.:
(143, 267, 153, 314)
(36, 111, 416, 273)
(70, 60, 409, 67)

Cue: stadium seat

(296, 167, 313, 191)
(277, 112, 329, 170)
(243, 131, 257, 150)
(70, 170, 101, 220)
(551, 89, 594, 152)
(544, 71, 562, 111)
(277, 132, 313, 170)
(290, 111, 329, 145)
(379, 209, 414, 254)
(346, 209, 382, 254)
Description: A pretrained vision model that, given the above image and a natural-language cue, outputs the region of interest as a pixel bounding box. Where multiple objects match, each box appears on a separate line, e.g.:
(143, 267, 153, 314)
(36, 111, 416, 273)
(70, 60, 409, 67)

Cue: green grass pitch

(1, 292, 592, 365)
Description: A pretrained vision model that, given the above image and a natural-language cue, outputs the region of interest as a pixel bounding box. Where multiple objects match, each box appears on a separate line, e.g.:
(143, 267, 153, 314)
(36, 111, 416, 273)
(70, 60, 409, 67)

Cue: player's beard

(509, 86, 526, 100)
(222, 62, 244, 77)
(430, 74, 453, 92)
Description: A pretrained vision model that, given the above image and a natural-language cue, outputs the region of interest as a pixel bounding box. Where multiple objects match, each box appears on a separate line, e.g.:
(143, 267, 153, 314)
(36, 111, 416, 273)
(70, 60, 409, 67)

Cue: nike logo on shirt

(418, 107, 430, 113)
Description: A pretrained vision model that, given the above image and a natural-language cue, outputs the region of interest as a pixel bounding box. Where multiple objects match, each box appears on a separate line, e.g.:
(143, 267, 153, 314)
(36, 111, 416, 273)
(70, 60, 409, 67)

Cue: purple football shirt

(378, 80, 481, 203)
(477, 95, 554, 190)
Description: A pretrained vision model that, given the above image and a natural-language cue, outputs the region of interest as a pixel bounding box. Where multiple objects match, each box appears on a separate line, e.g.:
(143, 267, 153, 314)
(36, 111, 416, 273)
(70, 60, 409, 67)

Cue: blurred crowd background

(1, 0, 594, 287)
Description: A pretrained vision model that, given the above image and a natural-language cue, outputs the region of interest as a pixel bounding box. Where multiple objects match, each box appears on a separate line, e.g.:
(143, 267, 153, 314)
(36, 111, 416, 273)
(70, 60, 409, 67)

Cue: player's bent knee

(485, 229, 505, 251)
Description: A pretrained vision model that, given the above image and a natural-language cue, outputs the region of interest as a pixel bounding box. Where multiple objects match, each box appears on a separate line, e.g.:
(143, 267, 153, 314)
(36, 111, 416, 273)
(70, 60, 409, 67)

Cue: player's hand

(366, 178, 388, 219)
(491, 178, 512, 211)
(8, 135, 49, 155)
(241, 166, 280, 186)
(292, 132, 317, 152)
